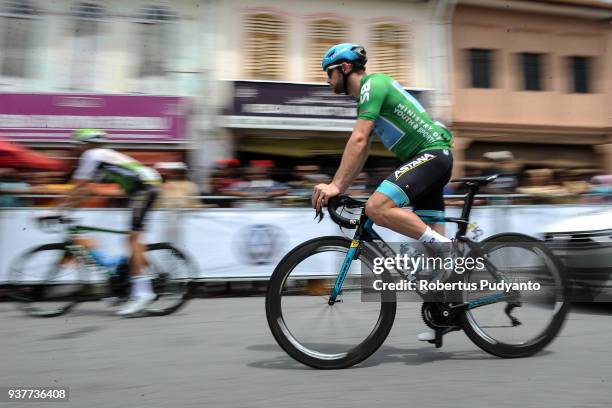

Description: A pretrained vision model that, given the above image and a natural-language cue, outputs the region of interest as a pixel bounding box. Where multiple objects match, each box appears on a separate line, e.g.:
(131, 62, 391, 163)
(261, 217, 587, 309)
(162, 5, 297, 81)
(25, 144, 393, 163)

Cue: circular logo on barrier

(234, 224, 287, 265)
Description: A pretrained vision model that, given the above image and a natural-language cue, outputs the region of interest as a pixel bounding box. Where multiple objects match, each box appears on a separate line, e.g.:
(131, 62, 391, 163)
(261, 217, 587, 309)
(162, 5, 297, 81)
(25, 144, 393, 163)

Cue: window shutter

(369, 23, 411, 85)
(2, 0, 35, 16)
(244, 13, 287, 80)
(137, 5, 176, 78)
(73, 1, 104, 21)
(70, 2, 106, 90)
(1, 0, 36, 78)
(307, 19, 347, 82)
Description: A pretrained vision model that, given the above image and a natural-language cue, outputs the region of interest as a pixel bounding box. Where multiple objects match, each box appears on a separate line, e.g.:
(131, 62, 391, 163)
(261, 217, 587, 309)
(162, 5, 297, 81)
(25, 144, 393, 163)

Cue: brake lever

(314, 209, 324, 223)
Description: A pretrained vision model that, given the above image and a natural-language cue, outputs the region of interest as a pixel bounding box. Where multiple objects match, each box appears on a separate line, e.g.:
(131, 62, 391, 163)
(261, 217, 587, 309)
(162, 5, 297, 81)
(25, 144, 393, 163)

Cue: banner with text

(0, 93, 190, 143)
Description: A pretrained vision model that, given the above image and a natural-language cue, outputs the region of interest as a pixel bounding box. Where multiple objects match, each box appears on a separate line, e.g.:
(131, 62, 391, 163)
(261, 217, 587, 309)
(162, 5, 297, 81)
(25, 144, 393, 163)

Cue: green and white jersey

(357, 73, 452, 161)
(73, 148, 161, 193)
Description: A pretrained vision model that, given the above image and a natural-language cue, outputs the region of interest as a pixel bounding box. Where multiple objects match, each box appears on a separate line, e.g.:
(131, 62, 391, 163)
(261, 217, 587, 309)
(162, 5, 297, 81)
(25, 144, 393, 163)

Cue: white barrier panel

(1, 205, 611, 281)
(181, 208, 337, 278)
(0, 209, 171, 282)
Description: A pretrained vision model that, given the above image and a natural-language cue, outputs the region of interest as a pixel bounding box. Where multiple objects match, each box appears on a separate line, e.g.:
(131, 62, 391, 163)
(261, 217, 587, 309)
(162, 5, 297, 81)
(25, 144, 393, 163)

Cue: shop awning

(0, 137, 65, 170)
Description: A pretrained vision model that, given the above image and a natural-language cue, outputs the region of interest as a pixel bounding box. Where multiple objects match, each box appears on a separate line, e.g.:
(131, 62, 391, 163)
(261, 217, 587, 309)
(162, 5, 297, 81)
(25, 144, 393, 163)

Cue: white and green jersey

(357, 73, 452, 161)
(73, 148, 161, 193)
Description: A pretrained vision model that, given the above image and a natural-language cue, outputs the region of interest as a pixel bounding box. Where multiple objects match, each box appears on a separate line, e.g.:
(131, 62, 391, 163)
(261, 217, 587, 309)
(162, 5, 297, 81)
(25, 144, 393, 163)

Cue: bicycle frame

(328, 186, 515, 311)
(61, 224, 130, 281)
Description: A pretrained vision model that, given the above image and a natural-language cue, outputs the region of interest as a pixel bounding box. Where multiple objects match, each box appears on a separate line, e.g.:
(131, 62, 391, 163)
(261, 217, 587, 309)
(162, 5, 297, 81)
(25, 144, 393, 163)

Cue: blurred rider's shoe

(417, 329, 436, 342)
(115, 293, 156, 316)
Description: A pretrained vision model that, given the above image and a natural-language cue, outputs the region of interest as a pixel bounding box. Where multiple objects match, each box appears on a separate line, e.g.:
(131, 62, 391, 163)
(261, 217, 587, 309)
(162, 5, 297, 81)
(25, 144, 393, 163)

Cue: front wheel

(266, 236, 397, 369)
(8, 243, 84, 317)
(458, 233, 569, 357)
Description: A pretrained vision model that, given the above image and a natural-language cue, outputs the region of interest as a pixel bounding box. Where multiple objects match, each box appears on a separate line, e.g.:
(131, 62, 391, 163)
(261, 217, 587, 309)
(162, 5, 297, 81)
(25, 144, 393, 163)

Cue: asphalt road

(0, 298, 610, 408)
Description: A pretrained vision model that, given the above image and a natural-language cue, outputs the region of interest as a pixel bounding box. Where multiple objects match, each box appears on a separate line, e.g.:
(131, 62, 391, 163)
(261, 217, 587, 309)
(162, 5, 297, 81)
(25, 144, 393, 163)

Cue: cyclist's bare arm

(331, 118, 373, 192)
(58, 179, 91, 210)
(60, 180, 127, 209)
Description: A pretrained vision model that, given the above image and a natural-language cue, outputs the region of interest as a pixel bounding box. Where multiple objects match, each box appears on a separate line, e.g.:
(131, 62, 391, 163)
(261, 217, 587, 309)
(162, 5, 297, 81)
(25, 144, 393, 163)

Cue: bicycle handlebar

(36, 215, 76, 230)
(325, 195, 366, 229)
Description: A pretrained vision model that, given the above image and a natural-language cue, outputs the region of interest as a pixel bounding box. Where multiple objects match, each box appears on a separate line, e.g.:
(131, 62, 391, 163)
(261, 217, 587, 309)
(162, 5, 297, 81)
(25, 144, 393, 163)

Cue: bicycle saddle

(450, 175, 498, 187)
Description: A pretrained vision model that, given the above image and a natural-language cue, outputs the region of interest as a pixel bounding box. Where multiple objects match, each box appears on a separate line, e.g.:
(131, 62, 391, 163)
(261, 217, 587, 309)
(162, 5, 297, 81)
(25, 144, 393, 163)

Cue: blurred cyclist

(59, 129, 162, 316)
(312, 43, 454, 342)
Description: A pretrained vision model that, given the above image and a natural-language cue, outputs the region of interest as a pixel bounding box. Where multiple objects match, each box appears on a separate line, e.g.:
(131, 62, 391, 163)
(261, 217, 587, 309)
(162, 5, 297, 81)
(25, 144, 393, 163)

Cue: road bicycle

(266, 175, 569, 369)
(7, 215, 194, 317)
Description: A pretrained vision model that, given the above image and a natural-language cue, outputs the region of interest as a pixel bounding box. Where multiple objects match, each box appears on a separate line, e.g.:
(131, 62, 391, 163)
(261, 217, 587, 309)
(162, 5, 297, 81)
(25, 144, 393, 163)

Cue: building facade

(209, 0, 455, 171)
(451, 0, 612, 177)
(0, 0, 212, 166)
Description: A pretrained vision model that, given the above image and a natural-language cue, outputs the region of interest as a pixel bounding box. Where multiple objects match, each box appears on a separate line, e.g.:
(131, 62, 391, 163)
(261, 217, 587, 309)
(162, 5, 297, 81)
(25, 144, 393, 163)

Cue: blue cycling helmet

(321, 43, 367, 71)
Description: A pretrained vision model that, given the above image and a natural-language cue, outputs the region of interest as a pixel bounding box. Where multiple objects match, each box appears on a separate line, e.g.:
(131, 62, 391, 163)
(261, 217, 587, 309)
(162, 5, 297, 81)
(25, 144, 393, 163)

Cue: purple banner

(224, 80, 425, 120)
(0, 93, 190, 143)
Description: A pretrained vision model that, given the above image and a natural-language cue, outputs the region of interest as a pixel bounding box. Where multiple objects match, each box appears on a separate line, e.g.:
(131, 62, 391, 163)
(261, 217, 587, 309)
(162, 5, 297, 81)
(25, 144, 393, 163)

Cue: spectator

(517, 168, 569, 203)
(0, 168, 31, 207)
(480, 151, 521, 194)
(210, 158, 242, 195)
(288, 164, 329, 197)
(226, 160, 289, 207)
(558, 170, 593, 202)
(154, 162, 201, 208)
(589, 174, 612, 203)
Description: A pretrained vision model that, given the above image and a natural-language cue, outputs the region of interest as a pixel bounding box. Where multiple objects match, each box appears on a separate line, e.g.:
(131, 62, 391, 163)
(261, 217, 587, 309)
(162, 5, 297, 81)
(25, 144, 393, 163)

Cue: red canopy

(0, 138, 64, 171)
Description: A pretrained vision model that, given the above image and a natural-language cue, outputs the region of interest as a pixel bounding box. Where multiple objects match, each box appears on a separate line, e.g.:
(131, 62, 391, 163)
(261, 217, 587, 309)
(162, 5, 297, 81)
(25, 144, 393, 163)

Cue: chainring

(421, 302, 457, 329)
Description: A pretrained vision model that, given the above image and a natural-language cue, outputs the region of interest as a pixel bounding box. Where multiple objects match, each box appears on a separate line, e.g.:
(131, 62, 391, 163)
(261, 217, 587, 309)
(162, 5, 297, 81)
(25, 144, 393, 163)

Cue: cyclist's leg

(129, 186, 159, 274)
(365, 149, 454, 342)
(117, 186, 159, 315)
(412, 162, 453, 238)
(365, 149, 453, 242)
(412, 160, 457, 342)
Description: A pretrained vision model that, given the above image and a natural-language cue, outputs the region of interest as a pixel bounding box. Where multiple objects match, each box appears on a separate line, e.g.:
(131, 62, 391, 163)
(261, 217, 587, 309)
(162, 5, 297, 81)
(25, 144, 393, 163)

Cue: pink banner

(0, 93, 190, 143)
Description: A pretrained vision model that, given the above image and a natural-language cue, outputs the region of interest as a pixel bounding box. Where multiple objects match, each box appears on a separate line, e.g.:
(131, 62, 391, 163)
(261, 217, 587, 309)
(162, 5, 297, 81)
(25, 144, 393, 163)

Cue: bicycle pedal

(435, 330, 443, 348)
(428, 326, 460, 348)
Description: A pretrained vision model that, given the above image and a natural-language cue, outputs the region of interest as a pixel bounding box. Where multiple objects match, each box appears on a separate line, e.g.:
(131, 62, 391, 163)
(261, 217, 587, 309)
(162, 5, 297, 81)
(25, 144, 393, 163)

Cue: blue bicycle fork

(328, 240, 360, 305)
(328, 219, 375, 305)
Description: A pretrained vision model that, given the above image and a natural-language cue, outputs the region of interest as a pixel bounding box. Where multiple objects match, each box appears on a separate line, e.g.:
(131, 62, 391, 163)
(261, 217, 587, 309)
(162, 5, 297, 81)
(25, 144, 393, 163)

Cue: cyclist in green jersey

(312, 43, 454, 342)
(58, 129, 162, 316)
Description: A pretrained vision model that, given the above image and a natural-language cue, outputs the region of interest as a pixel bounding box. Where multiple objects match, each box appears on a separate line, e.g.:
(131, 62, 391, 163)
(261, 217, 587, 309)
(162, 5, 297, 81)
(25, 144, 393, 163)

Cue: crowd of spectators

(1, 147, 611, 209)
(465, 151, 612, 204)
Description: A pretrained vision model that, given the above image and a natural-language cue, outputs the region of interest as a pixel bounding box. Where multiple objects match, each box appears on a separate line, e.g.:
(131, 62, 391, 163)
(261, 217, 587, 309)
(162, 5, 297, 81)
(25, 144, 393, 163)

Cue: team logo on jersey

(394, 153, 436, 179)
(360, 79, 371, 104)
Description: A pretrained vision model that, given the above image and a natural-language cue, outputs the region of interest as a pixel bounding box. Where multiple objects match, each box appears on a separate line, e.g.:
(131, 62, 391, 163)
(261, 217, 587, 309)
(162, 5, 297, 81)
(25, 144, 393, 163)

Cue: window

(71, 2, 104, 90)
(368, 23, 411, 84)
(569, 56, 591, 93)
(0, 0, 36, 78)
(136, 5, 176, 78)
(307, 19, 348, 82)
(468, 49, 493, 88)
(520, 52, 544, 91)
(244, 13, 287, 80)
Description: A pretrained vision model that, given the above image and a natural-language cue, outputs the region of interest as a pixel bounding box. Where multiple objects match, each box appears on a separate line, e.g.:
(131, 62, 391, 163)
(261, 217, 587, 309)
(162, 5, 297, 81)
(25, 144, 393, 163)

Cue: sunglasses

(325, 64, 342, 79)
